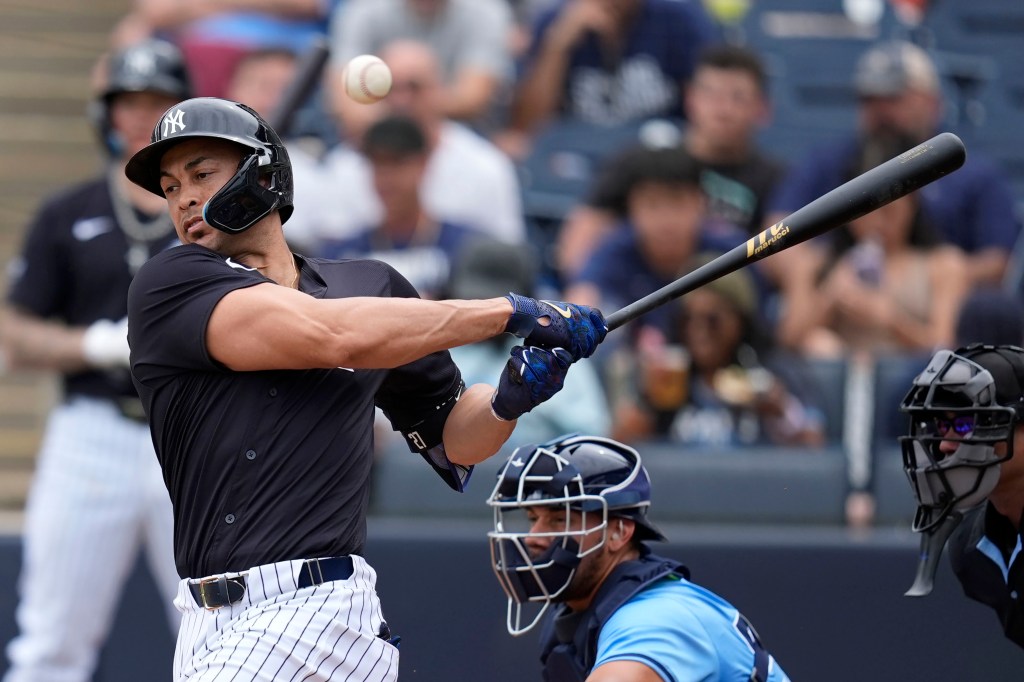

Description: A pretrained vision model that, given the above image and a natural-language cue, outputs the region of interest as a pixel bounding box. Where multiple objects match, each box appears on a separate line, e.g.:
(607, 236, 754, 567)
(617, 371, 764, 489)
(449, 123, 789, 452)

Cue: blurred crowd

(7, 0, 1024, 525)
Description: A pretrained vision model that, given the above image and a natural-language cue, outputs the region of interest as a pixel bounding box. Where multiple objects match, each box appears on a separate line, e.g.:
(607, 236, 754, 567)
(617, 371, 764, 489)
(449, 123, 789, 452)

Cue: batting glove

(491, 345, 574, 421)
(82, 317, 131, 369)
(504, 293, 607, 361)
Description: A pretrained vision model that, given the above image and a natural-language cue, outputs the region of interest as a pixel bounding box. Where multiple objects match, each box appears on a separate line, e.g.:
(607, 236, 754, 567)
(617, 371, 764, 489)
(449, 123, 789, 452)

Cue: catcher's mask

(486, 434, 666, 636)
(125, 97, 293, 233)
(899, 344, 1024, 595)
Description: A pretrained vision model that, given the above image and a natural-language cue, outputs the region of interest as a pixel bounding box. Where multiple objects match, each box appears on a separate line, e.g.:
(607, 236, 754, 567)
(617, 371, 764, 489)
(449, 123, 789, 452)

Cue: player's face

(522, 506, 605, 558)
(110, 91, 183, 158)
(158, 138, 246, 249)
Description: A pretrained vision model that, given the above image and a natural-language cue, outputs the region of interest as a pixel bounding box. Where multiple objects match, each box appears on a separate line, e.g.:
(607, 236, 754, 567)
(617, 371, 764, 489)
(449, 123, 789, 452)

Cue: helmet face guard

(486, 434, 665, 635)
(899, 349, 1016, 532)
(898, 345, 1024, 596)
(125, 97, 294, 233)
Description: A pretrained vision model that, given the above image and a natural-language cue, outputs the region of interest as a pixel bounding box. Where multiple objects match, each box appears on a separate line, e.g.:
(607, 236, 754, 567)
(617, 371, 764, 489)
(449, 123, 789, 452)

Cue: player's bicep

(588, 660, 664, 682)
(207, 283, 333, 371)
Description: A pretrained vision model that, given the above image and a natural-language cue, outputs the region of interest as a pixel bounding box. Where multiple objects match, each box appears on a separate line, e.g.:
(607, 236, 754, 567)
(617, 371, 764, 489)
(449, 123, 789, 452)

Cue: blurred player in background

(0, 38, 190, 682)
(487, 434, 790, 680)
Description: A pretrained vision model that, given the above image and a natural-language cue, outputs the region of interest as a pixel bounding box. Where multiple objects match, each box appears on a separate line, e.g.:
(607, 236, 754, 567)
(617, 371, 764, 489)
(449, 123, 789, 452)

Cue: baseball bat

(604, 132, 967, 332)
(267, 37, 331, 136)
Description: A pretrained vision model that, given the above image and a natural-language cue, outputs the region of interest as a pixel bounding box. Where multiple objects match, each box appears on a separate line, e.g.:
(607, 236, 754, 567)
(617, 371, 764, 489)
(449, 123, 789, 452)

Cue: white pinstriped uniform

(4, 396, 180, 682)
(173, 555, 398, 681)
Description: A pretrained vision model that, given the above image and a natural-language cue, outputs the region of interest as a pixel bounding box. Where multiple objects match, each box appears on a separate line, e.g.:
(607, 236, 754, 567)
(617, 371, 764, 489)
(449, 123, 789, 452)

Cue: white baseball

(342, 54, 393, 105)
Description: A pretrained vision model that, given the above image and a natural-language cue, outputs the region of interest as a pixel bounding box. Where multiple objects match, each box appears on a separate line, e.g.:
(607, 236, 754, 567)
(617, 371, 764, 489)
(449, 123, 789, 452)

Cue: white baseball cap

(854, 40, 939, 97)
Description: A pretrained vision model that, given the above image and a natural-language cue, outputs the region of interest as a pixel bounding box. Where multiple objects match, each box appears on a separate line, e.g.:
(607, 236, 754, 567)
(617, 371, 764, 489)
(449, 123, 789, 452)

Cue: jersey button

(269, 388, 278, 397)
(1012, 590, 1019, 600)
(245, 449, 257, 460)
(225, 514, 236, 524)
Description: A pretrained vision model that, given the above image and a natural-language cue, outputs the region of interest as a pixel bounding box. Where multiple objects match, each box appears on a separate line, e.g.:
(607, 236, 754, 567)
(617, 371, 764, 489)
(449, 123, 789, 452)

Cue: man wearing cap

(766, 40, 1019, 291)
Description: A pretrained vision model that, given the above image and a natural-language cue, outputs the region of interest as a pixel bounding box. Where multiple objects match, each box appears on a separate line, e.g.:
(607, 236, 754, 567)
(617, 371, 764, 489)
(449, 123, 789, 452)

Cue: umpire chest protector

(539, 549, 688, 682)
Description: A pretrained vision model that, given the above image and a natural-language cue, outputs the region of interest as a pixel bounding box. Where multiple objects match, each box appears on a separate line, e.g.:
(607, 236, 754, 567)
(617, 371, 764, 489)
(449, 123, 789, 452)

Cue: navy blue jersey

(524, 0, 719, 125)
(6, 175, 178, 400)
(127, 244, 463, 577)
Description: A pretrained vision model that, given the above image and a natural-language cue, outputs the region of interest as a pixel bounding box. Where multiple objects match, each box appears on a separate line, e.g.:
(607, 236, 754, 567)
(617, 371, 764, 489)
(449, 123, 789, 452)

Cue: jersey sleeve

(127, 244, 267, 385)
(372, 265, 470, 491)
(594, 587, 718, 682)
(6, 194, 72, 317)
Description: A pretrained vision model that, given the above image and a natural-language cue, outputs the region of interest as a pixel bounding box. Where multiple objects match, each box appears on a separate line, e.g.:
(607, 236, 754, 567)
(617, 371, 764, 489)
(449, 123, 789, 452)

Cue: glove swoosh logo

(543, 302, 573, 319)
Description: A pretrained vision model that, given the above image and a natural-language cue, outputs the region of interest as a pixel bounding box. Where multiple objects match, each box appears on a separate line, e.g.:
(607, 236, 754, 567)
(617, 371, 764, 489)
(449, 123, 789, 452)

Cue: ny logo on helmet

(162, 109, 186, 136)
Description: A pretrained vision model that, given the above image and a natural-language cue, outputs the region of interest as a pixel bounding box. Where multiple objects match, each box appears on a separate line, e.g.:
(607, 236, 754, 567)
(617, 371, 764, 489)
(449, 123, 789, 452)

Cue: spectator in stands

(114, 0, 336, 100)
(318, 115, 481, 299)
(286, 39, 526, 254)
(0, 40, 186, 682)
(766, 40, 1020, 290)
(224, 47, 298, 120)
(557, 44, 785, 280)
(563, 146, 754, 336)
(444, 239, 611, 443)
(507, 0, 720, 137)
(795, 134, 970, 359)
(609, 254, 825, 447)
(328, 0, 514, 130)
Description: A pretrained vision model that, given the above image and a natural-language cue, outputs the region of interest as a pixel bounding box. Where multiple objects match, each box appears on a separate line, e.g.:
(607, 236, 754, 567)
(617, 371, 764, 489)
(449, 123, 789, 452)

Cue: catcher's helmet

(486, 434, 665, 635)
(899, 344, 1024, 533)
(125, 97, 294, 233)
(90, 38, 192, 156)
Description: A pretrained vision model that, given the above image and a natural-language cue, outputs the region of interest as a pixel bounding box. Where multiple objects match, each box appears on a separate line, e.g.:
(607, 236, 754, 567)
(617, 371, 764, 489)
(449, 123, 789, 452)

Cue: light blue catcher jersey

(594, 576, 789, 682)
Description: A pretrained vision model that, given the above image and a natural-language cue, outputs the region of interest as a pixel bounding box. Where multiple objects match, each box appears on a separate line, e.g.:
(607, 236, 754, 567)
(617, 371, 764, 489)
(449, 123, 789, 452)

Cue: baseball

(342, 54, 392, 105)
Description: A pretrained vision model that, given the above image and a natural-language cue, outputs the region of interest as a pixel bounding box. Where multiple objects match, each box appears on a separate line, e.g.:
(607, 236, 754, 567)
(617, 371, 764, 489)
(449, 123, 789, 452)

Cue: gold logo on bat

(746, 222, 791, 258)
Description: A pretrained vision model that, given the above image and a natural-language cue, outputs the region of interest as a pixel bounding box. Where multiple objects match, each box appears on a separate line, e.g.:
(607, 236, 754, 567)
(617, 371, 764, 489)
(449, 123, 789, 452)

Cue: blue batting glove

(491, 346, 574, 421)
(504, 293, 607, 361)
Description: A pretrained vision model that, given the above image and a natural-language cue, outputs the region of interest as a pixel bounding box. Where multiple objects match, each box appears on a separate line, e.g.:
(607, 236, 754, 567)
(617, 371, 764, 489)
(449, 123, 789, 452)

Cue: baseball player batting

(122, 97, 607, 681)
(2, 40, 189, 682)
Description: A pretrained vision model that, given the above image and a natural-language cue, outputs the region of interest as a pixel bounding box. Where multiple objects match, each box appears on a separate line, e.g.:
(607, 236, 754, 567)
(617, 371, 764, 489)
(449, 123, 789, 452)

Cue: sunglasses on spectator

(934, 415, 975, 437)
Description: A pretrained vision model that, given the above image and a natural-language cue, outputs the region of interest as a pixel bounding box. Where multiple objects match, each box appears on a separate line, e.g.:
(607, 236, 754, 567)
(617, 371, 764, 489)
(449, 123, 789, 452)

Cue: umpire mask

(899, 344, 1024, 595)
(486, 435, 665, 636)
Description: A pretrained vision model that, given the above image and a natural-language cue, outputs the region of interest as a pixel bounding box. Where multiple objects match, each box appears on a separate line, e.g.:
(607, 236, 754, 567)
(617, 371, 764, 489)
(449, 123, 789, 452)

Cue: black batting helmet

(125, 97, 294, 233)
(90, 38, 192, 156)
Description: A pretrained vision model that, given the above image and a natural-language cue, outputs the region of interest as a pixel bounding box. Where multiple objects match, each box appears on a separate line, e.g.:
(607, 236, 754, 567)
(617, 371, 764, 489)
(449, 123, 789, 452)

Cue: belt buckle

(197, 576, 224, 611)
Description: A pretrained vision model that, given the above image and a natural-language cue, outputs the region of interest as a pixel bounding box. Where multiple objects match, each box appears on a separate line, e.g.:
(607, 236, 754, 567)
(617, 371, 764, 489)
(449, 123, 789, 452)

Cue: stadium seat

(516, 118, 667, 223)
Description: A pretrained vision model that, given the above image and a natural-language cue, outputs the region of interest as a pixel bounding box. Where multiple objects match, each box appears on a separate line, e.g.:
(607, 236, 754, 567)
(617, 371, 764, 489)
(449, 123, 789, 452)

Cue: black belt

(189, 556, 354, 610)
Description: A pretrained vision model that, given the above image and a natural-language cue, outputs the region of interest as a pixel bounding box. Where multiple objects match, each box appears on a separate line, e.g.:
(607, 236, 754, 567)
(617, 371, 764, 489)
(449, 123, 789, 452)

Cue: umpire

(122, 96, 606, 681)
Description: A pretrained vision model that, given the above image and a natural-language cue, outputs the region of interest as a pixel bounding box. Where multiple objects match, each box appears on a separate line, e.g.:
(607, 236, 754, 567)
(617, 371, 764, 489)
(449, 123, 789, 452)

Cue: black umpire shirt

(127, 244, 465, 578)
(7, 177, 178, 400)
(947, 502, 1024, 649)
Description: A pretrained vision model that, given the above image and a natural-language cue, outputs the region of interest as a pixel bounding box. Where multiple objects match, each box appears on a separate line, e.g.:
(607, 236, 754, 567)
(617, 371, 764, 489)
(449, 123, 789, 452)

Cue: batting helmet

(125, 97, 294, 233)
(899, 344, 1024, 533)
(90, 38, 192, 156)
(486, 434, 665, 635)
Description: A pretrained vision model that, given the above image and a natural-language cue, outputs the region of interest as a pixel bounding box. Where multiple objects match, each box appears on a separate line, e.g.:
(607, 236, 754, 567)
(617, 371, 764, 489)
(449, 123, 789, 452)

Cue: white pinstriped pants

(173, 555, 399, 681)
(4, 396, 180, 682)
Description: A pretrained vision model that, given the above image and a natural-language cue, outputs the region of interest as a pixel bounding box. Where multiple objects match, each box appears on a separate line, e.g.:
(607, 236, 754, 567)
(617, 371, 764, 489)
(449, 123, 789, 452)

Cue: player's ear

(609, 518, 633, 548)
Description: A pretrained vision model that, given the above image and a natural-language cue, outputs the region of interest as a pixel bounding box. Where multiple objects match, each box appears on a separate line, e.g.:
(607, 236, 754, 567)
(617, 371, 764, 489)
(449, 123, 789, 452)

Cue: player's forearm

(0, 309, 90, 373)
(322, 297, 513, 369)
(443, 383, 515, 465)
